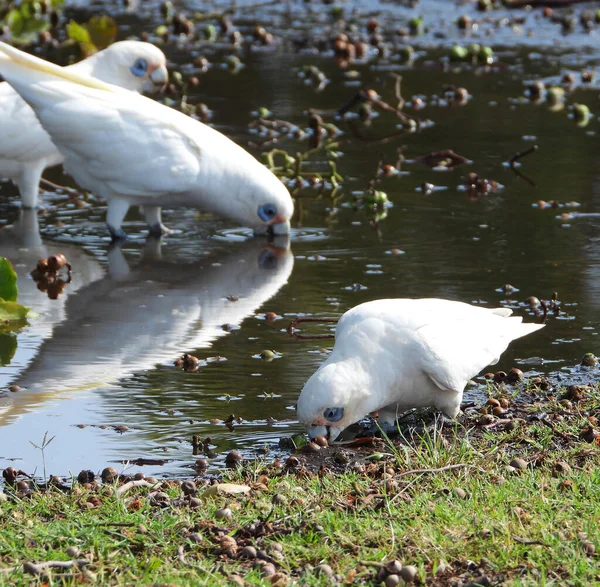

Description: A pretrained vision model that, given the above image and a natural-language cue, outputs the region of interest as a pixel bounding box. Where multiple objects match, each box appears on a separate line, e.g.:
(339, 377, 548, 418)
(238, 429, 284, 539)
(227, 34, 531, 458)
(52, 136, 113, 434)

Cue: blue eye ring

(323, 407, 344, 422)
(131, 58, 149, 77)
(257, 203, 277, 223)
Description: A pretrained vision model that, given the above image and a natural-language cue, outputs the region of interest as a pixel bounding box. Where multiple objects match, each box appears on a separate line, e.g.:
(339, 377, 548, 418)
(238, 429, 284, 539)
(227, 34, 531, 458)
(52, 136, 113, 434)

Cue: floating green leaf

(87, 15, 117, 51)
(0, 333, 17, 366)
(0, 258, 18, 303)
(67, 16, 117, 56)
(0, 300, 30, 325)
(4, 4, 51, 45)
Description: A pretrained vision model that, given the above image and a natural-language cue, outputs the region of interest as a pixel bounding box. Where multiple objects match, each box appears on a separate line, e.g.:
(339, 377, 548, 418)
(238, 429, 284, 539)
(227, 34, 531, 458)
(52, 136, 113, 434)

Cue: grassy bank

(1, 377, 599, 586)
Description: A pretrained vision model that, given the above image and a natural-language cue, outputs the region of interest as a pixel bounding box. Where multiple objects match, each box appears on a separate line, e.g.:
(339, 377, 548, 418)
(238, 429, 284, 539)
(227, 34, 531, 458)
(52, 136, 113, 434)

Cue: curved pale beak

(149, 64, 169, 89)
(253, 215, 291, 237)
(269, 219, 291, 235)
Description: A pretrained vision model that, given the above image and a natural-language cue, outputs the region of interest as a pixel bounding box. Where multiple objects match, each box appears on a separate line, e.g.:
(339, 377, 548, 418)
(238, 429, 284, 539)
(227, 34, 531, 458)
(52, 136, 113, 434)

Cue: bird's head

(84, 41, 169, 94)
(296, 360, 371, 443)
(242, 171, 294, 237)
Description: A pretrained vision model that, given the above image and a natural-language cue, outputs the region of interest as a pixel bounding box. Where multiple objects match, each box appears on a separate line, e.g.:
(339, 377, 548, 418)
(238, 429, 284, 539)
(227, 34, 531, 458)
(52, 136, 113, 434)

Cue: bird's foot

(108, 224, 128, 242)
(147, 222, 172, 238)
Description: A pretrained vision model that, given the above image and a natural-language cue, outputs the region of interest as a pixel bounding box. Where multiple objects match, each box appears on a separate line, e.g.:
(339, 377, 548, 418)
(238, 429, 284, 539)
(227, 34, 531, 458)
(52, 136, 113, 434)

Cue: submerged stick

(287, 316, 338, 339)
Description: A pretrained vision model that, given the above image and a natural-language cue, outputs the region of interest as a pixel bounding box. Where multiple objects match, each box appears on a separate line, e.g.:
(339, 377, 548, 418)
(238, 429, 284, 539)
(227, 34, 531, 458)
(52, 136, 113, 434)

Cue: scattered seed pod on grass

(553, 461, 572, 476)
(506, 368, 524, 383)
(313, 435, 328, 447)
(77, 470, 95, 484)
(66, 546, 80, 557)
(195, 458, 208, 471)
(240, 545, 257, 559)
(314, 564, 334, 577)
(219, 536, 238, 557)
(303, 442, 321, 454)
(564, 385, 587, 401)
(2, 467, 18, 484)
(399, 565, 418, 583)
(16, 480, 30, 492)
(215, 507, 233, 520)
(101, 467, 118, 483)
(510, 458, 528, 470)
(285, 456, 300, 468)
(386, 560, 403, 574)
(581, 353, 598, 367)
(225, 450, 243, 466)
(270, 573, 289, 587)
(187, 532, 202, 544)
(385, 575, 400, 587)
(582, 541, 596, 555)
(261, 563, 277, 577)
(580, 426, 599, 443)
(181, 480, 197, 496)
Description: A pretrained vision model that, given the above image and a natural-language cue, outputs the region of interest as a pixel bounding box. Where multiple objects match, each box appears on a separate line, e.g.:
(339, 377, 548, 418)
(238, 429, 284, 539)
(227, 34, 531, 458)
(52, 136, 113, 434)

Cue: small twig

(346, 120, 410, 144)
(22, 559, 89, 576)
(509, 145, 538, 168)
(271, 507, 317, 525)
(482, 418, 512, 430)
(176, 546, 213, 574)
(39, 177, 85, 199)
(115, 479, 159, 498)
(287, 316, 338, 339)
(512, 535, 550, 547)
(397, 463, 470, 478)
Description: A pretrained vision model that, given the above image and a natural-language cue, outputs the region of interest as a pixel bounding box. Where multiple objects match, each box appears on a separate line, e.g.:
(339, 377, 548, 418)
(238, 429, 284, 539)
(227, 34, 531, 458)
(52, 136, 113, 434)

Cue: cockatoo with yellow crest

(0, 40, 168, 209)
(297, 298, 545, 442)
(0, 41, 294, 239)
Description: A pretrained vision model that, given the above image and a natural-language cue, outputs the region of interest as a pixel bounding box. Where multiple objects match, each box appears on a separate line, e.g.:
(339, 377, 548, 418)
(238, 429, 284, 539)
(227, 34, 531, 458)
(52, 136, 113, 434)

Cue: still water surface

(0, 0, 599, 477)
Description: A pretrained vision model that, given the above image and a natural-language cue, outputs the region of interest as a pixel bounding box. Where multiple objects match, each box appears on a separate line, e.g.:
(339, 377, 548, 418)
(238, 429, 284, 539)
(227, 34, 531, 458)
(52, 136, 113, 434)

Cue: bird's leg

(107, 198, 130, 241)
(106, 240, 131, 281)
(142, 205, 171, 237)
(18, 165, 45, 209)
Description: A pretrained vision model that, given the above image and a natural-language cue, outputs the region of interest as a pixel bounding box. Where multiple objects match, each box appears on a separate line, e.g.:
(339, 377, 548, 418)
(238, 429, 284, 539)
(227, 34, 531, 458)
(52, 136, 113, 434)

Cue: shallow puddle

(0, 0, 599, 477)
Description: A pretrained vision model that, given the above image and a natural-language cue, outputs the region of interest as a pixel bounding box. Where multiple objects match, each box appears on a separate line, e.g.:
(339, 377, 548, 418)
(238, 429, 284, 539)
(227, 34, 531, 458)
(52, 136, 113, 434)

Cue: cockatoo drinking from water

(0, 42, 294, 239)
(297, 298, 545, 442)
(0, 41, 168, 209)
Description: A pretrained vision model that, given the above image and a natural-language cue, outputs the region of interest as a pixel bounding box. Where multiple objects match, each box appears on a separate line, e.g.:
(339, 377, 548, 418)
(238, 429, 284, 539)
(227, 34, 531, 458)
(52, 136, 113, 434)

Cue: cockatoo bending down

(0, 41, 168, 210)
(0, 42, 294, 239)
(297, 298, 545, 442)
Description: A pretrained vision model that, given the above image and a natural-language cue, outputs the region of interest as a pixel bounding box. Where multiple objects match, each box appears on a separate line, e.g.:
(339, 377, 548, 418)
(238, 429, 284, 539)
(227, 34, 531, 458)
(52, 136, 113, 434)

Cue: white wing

(0, 81, 59, 168)
(41, 91, 203, 198)
(336, 298, 543, 392)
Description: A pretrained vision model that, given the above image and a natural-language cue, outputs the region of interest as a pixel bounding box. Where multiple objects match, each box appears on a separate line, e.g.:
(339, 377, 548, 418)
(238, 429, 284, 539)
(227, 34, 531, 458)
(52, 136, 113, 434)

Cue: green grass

(1, 388, 600, 585)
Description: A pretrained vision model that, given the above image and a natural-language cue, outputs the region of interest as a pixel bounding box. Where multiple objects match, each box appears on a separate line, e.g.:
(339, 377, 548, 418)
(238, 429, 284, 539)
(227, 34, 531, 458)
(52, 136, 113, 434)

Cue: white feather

(297, 298, 545, 441)
(0, 41, 168, 209)
(0, 42, 294, 238)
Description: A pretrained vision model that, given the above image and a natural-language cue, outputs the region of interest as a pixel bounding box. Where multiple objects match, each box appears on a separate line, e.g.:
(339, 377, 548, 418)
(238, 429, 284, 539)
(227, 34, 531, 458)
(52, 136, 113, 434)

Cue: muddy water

(0, 0, 599, 477)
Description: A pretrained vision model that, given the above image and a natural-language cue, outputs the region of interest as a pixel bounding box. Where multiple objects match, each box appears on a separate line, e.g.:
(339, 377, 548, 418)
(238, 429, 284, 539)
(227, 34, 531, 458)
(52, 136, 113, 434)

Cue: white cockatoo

(0, 41, 168, 209)
(297, 298, 545, 442)
(0, 42, 294, 239)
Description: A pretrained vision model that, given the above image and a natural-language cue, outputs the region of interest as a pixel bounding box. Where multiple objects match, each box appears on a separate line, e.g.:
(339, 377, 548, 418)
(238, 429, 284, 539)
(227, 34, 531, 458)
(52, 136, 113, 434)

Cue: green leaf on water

(6, 9, 24, 37)
(0, 299, 30, 325)
(66, 20, 95, 56)
(0, 333, 17, 366)
(0, 258, 18, 303)
(87, 15, 117, 51)
(67, 16, 117, 55)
